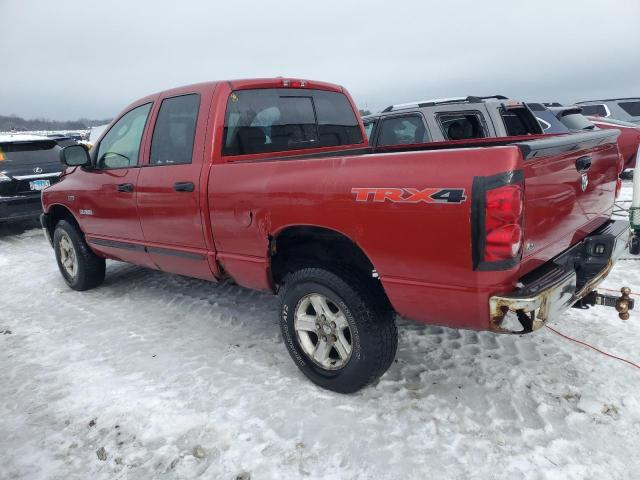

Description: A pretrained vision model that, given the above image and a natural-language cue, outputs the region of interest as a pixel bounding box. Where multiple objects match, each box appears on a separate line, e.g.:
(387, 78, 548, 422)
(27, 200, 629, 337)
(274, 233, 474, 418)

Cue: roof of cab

(118, 77, 346, 117)
(146, 78, 344, 99)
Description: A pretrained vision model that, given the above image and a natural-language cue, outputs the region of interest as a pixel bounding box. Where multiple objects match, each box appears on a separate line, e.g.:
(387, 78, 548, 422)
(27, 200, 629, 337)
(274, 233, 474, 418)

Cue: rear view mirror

(60, 144, 91, 167)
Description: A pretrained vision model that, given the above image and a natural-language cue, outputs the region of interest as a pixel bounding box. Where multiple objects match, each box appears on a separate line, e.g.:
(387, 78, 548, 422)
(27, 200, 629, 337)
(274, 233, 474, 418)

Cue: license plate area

(30, 179, 50, 191)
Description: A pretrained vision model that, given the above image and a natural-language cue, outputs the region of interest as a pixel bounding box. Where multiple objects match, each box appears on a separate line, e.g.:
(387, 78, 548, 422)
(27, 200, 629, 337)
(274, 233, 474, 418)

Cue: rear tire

(53, 220, 105, 291)
(279, 267, 397, 393)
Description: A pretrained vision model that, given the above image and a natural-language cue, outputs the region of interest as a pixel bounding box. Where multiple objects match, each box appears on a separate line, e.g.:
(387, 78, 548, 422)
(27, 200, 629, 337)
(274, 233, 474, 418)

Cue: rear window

(0, 140, 58, 163)
(579, 104, 608, 117)
(500, 107, 542, 136)
(618, 101, 640, 117)
(378, 115, 429, 146)
(223, 88, 362, 156)
(437, 112, 487, 140)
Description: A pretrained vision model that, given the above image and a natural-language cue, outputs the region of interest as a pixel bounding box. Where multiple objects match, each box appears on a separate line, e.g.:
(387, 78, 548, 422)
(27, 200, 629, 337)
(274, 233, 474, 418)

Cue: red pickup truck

(41, 78, 631, 393)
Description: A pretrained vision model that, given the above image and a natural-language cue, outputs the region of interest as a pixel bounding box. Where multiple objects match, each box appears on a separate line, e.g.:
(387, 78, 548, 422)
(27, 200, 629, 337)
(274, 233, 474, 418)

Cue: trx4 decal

(351, 187, 467, 204)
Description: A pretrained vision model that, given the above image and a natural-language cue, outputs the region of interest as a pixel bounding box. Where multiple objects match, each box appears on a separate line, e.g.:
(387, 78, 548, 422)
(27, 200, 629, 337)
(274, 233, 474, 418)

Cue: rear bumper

(489, 220, 630, 333)
(0, 194, 43, 221)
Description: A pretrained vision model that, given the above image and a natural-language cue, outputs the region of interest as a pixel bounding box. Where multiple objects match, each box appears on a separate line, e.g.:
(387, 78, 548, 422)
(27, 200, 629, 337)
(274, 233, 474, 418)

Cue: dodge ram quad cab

(362, 95, 543, 147)
(41, 78, 633, 393)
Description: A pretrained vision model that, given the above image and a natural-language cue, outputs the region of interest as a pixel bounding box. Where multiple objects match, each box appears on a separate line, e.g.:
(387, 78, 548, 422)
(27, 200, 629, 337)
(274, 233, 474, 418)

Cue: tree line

(0, 114, 112, 132)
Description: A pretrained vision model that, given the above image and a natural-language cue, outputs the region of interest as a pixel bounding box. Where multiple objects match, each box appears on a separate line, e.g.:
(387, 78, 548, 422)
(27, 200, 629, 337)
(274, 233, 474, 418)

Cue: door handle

(174, 182, 195, 192)
(575, 156, 592, 172)
(117, 183, 134, 193)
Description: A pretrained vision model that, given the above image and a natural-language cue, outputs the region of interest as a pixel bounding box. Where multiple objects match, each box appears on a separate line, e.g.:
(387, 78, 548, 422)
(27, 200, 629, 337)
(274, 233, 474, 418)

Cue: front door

(136, 92, 214, 280)
(78, 102, 155, 267)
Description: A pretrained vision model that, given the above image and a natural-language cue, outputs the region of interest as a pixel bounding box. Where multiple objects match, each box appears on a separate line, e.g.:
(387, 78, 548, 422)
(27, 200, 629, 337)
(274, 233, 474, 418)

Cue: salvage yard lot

(1, 184, 639, 480)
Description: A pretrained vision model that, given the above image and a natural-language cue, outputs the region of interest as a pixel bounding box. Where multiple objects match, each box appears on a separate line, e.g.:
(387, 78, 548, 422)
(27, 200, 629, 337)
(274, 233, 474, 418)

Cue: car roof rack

(381, 95, 508, 112)
(576, 97, 640, 104)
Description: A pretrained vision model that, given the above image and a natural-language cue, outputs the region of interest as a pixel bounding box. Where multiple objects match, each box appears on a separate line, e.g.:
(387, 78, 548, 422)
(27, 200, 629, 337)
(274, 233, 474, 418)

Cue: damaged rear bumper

(489, 220, 630, 333)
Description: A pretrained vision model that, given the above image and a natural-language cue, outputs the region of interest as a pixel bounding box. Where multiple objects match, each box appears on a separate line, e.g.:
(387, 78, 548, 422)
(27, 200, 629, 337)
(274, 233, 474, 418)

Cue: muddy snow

(1, 184, 639, 480)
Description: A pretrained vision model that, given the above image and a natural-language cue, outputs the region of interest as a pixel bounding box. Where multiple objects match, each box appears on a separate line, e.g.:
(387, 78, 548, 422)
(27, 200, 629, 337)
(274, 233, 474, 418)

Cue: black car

(0, 135, 64, 221)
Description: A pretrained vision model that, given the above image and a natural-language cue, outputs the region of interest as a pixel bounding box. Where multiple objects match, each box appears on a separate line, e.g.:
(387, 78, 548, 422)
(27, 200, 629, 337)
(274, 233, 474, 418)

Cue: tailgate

(516, 129, 621, 275)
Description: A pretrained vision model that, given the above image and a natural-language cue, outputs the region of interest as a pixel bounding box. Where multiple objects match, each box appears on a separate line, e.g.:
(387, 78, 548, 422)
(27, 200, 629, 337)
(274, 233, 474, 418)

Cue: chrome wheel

(58, 233, 78, 278)
(294, 293, 352, 370)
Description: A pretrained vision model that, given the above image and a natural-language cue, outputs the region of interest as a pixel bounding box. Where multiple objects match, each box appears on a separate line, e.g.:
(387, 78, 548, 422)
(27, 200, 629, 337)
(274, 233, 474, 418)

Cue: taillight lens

(484, 184, 524, 262)
(615, 178, 622, 199)
(282, 79, 307, 88)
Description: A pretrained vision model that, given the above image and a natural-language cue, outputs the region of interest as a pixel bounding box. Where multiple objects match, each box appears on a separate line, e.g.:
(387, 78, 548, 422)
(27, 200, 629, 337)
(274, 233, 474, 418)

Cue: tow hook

(575, 287, 634, 320)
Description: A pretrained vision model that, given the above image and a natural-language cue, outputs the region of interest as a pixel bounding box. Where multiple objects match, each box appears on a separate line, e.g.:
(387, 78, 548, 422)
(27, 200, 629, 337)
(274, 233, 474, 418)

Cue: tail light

(615, 178, 622, 199)
(282, 79, 307, 88)
(484, 184, 524, 262)
(471, 171, 524, 270)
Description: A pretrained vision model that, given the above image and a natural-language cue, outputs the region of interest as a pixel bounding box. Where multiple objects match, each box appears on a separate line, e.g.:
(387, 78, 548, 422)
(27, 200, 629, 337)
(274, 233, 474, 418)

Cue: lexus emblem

(33, 167, 43, 174)
(580, 173, 589, 192)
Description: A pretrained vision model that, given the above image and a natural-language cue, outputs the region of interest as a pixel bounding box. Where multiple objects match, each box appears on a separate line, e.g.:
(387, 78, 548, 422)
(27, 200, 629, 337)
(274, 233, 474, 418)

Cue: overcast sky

(1, 0, 639, 120)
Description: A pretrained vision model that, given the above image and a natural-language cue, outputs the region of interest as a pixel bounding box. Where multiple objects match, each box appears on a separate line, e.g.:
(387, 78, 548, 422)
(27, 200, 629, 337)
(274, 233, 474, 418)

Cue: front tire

(53, 220, 105, 291)
(279, 267, 397, 393)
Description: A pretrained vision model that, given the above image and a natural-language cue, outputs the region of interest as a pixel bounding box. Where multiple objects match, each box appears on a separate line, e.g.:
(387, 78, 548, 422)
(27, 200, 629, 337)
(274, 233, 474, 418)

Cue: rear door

(136, 91, 215, 280)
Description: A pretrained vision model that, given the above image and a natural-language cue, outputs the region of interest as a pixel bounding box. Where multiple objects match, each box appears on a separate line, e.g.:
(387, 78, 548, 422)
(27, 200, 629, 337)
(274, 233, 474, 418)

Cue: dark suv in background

(0, 135, 64, 221)
(362, 95, 542, 147)
(576, 98, 640, 124)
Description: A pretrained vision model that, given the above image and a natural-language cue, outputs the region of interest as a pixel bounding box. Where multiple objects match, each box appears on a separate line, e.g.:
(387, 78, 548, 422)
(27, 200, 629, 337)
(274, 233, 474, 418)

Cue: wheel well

(47, 205, 80, 237)
(270, 226, 392, 310)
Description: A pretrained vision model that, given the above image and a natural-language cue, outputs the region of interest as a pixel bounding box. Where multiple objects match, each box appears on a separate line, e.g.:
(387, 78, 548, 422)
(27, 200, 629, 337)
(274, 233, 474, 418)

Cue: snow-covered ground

(1, 184, 639, 480)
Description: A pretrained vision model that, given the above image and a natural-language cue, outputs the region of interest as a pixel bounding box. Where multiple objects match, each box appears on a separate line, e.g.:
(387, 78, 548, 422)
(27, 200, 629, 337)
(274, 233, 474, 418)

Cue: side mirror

(60, 144, 91, 167)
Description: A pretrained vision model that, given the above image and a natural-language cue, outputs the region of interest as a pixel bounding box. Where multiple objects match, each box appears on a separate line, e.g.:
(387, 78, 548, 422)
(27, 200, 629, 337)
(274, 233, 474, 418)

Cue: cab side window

(150, 94, 200, 165)
(500, 107, 543, 136)
(378, 115, 429, 146)
(96, 103, 152, 169)
(437, 111, 487, 140)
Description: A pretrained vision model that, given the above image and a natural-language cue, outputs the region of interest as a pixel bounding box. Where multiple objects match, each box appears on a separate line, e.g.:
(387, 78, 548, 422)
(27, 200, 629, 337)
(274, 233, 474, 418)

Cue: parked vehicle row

(362, 95, 542, 146)
(576, 97, 640, 124)
(40, 78, 633, 392)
